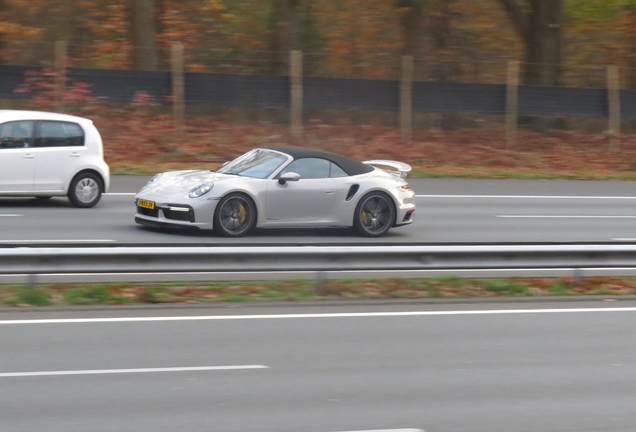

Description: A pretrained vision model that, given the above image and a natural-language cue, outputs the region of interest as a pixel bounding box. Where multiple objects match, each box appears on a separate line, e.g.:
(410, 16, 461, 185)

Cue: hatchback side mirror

(278, 172, 301, 185)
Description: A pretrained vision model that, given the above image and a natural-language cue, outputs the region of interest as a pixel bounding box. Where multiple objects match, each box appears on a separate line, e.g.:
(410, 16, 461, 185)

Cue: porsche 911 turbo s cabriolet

(134, 146, 415, 237)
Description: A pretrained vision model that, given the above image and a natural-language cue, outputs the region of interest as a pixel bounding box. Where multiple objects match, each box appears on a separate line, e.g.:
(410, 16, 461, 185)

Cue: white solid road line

(2, 307, 636, 325)
(104, 192, 136, 196)
(0, 365, 268, 378)
(0, 239, 117, 244)
(0, 214, 21, 217)
(498, 215, 636, 219)
(334, 429, 423, 432)
(416, 194, 636, 199)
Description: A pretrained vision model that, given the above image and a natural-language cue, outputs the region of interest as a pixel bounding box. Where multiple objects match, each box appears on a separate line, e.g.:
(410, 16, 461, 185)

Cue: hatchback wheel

(353, 192, 395, 237)
(68, 173, 103, 208)
(214, 193, 256, 237)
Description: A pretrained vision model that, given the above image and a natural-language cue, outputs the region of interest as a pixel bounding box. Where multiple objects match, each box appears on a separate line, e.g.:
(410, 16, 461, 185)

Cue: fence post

(55, 40, 68, 113)
(290, 50, 303, 140)
(607, 65, 621, 152)
(400, 55, 413, 143)
(171, 43, 185, 131)
(506, 60, 520, 149)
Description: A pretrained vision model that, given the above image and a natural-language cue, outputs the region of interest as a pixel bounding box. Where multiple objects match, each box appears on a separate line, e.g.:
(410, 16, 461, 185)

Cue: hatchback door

(0, 121, 35, 192)
(32, 121, 86, 192)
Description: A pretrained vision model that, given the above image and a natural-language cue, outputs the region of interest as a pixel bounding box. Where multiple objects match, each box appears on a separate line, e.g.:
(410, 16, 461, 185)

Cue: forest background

(1, 0, 636, 179)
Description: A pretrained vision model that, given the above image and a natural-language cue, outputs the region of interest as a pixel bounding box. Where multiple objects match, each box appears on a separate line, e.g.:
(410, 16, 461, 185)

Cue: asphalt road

(2, 300, 636, 432)
(1, 176, 636, 244)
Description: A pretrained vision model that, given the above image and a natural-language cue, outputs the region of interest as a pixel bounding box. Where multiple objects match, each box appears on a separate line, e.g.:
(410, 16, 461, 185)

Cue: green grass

(7, 288, 53, 306)
(64, 286, 112, 305)
(481, 279, 531, 295)
(1, 276, 635, 308)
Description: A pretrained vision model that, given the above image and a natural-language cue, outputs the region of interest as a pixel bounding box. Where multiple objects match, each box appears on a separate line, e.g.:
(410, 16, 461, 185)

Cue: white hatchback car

(0, 110, 110, 207)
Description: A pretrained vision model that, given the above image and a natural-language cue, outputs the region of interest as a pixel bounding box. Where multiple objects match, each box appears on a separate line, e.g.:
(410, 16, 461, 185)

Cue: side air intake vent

(346, 184, 360, 201)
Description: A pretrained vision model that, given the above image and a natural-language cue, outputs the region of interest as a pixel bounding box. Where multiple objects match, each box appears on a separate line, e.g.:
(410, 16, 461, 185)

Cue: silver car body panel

(135, 148, 415, 231)
(363, 160, 412, 178)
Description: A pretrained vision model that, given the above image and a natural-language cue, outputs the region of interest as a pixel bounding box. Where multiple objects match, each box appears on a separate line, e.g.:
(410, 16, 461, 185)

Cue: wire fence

(1, 40, 635, 142)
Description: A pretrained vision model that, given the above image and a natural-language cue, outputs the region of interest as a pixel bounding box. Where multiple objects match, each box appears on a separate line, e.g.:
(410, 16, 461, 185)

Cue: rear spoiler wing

(363, 160, 412, 178)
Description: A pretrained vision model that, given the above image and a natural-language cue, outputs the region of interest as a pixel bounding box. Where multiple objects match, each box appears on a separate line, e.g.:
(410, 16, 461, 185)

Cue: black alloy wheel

(353, 192, 395, 237)
(213, 193, 256, 237)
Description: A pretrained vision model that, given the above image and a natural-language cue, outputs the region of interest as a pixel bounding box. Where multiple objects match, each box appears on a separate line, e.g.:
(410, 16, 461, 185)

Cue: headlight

(146, 173, 164, 187)
(189, 182, 214, 198)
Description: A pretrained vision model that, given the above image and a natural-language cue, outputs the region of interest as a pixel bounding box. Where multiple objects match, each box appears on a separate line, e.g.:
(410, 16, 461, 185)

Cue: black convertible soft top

(263, 146, 374, 176)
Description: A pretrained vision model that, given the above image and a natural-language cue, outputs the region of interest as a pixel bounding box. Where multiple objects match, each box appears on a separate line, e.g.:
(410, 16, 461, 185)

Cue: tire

(213, 193, 256, 237)
(67, 172, 103, 208)
(353, 191, 395, 237)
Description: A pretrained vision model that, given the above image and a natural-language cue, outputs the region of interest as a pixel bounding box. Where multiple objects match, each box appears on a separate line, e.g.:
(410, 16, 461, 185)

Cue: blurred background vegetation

(0, 0, 634, 87)
(3, 0, 636, 178)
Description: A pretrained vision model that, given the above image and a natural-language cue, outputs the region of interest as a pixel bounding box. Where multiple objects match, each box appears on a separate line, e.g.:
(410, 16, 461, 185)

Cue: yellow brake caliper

(360, 210, 368, 226)
(239, 203, 246, 223)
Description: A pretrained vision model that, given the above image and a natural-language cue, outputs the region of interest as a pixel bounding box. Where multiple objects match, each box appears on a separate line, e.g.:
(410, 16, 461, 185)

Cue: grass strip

(2, 276, 636, 307)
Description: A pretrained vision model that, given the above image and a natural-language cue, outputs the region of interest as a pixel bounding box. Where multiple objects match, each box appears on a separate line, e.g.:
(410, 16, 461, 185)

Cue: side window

(35, 121, 85, 148)
(0, 121, 34, 149)
(280, 158, 331, 179)
(330, 162, 348, 178)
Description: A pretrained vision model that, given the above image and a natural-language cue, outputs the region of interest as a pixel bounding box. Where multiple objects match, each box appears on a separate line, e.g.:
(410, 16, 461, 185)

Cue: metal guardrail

(2, 244, 636, 283)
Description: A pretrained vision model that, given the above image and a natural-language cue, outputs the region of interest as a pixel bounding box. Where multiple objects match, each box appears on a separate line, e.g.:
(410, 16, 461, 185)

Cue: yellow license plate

(137, 199, 155, 210)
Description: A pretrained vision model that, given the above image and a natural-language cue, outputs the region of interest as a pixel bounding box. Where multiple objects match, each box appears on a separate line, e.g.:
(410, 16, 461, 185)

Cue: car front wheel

(353, 192, 395, 237)
(213, 193, 256, 237)
(68, 172, 103, 208)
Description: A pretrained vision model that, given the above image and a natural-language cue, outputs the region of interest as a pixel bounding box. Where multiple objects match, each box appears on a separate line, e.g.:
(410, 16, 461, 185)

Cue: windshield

(217, 149, 288, 179)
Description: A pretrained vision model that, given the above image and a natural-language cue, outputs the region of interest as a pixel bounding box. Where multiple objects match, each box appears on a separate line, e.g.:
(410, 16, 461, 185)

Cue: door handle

(23, 154, 34, 159)
(71, 152, 81, 157)
(324, 189, 335, 194)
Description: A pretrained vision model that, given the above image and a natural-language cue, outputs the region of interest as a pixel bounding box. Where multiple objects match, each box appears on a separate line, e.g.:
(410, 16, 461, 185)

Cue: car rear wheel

(68, 172, 103, 208)
(214, 193, 256, 237)
(353, 192, 395, 237)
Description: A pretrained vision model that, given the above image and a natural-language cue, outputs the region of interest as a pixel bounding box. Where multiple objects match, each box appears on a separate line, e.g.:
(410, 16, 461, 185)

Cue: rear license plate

(137, 199, 155, 210)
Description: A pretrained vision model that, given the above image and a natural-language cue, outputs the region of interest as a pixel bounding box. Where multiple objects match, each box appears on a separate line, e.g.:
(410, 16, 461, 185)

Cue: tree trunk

(498, 0, 563, 86)
(525, 0, 562, 85)
(268, 0, 305, 75)
(131, 0, 158, 71)
(396, 0, 424, 58)
(625, 5, 636, 89)
(0, 0, 6, 65)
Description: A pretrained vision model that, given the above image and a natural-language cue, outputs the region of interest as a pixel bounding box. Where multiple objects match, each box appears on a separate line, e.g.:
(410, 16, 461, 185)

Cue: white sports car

(134, 146, 415, 237)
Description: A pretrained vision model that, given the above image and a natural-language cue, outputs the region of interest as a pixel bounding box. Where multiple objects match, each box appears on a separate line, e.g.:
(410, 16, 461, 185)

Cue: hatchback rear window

(35, 121, 85, 147)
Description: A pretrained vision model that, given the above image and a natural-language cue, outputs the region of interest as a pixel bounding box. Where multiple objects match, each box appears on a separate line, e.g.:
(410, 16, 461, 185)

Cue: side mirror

(278, 172, 301, 185)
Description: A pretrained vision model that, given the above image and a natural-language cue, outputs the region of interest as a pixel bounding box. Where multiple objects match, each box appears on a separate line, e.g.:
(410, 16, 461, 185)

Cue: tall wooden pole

(607, 65, 621, 152)
(400, 55, 414, 143)
(171, 43, 185, 131)
(55, 40, 68, 113)
(505, 60, 520, 149)
(290, 50, 303, 140)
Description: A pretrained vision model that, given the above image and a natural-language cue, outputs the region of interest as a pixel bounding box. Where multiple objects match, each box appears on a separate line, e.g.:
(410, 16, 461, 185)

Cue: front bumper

(134, 198, 216, 230)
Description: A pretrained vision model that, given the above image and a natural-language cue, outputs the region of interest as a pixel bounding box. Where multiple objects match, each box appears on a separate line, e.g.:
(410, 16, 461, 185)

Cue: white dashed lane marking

(0, 365, 269, 378)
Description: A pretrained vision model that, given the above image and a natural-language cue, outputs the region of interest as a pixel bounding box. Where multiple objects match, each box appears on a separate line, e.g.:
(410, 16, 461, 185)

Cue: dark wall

(2, 65, 635, 119)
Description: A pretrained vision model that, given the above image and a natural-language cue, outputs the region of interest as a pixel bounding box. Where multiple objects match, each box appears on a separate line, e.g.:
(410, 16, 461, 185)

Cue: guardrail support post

(314, 271, 327, 295)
